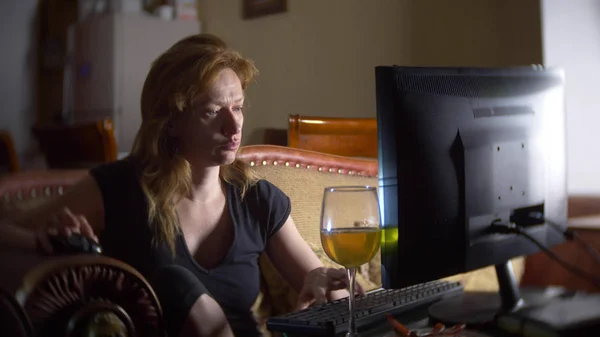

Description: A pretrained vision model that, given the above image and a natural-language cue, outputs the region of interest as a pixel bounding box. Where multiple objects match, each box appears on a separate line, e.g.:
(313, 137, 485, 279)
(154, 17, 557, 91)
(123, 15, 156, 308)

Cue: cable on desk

(523, 211, 600, 268)
(489, 220, 600, 290)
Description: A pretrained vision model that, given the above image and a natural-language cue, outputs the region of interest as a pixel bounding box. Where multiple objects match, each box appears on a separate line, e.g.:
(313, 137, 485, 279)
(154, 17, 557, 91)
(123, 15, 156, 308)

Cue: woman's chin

(214, 150, 237, 165)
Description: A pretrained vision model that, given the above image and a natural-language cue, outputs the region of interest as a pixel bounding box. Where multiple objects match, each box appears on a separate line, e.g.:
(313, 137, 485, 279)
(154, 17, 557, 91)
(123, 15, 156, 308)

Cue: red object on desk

(386, 314, 467, 336)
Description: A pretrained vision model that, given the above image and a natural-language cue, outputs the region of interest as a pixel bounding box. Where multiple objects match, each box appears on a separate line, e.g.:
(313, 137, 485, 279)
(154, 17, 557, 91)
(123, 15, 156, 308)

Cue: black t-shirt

(90, 159, 291, 336)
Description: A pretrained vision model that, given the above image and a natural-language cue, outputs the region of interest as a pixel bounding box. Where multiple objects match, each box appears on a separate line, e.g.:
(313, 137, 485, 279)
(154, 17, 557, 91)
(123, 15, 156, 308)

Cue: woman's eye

(206, 109, 219, 117)
(233, 106, 244, 113)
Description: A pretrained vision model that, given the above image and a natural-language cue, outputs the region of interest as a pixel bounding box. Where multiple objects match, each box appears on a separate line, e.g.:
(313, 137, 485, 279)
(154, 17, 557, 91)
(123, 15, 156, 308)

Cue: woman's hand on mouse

(36, 207, 97, 255)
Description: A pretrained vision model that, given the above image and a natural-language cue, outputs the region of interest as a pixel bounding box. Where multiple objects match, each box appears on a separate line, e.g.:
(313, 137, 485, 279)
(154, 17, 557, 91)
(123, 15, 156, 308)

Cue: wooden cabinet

(36, 0, 79, 125)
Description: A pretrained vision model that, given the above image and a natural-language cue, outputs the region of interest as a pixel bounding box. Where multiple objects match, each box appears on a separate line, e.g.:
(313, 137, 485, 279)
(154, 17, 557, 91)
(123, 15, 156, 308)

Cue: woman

(0, 34, 356, 337)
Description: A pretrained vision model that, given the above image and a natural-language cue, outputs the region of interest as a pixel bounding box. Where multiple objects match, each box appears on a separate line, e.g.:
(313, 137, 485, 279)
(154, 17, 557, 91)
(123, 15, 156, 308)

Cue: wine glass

(320, 186, 382, 337)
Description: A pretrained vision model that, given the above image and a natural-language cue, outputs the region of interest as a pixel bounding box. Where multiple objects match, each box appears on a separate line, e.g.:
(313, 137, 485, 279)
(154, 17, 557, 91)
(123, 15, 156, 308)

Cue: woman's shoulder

(235, 179, 291, 234)
(246, 179, 289, 202)
(89, 157, 141, 187)
(91, 157, 139, 173)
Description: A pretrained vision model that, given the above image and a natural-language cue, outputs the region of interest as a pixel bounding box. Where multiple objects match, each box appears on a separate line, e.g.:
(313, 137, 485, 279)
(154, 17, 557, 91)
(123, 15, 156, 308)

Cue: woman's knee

(179, 294, 233, 337)
(151, 265, 231, 337)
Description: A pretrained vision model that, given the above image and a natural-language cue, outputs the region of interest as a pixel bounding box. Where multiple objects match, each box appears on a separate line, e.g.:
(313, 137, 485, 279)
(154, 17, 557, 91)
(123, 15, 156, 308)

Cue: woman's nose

(222, 110, 242, 136)
(223, 126, 241, 136)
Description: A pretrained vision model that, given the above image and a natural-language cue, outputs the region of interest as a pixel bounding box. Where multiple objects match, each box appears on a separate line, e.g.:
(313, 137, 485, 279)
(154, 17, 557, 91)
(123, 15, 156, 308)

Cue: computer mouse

(48, 233, 103, 255)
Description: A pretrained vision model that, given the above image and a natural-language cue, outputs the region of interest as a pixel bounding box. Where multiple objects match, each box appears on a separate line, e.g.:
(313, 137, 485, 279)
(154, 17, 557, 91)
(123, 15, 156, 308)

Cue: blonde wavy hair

(130, 34, 259, 253)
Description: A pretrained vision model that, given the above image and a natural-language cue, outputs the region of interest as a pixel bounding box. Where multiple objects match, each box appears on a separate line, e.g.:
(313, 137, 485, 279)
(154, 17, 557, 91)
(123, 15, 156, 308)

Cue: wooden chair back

(287, 115, 378, 158)
(0, 131, 19, 173)
(32, 119, 117, 169)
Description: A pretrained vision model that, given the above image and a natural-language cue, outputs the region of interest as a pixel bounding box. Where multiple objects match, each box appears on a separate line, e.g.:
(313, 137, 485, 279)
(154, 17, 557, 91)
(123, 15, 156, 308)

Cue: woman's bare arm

(266, 216, 351, 307)
(265, 216, 323, 293)
(0, 174, 105, 253)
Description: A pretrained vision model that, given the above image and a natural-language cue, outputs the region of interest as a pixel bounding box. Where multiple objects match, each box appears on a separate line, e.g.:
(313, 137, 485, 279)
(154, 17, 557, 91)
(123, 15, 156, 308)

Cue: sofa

(0, 145, 525, 336)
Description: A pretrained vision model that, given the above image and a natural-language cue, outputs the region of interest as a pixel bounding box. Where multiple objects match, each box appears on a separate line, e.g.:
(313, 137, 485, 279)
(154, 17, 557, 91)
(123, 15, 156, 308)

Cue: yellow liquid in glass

(320, 227, 382, 268)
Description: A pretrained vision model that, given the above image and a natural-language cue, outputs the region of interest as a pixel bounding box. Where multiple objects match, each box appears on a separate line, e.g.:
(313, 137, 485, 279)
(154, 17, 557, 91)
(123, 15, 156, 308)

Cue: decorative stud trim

(242, 156, 376, 177)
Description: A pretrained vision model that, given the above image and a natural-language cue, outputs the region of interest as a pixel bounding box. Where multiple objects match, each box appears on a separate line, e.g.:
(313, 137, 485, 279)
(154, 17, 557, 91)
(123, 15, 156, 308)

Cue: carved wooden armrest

(16, 255, 166, 337)
(0, 287, 34, 337)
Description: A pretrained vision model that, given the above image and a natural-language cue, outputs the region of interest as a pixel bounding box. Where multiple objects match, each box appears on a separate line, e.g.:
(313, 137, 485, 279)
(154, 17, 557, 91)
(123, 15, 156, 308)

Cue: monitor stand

(429, 261, 600, 334)
(428, 261, 524, 326)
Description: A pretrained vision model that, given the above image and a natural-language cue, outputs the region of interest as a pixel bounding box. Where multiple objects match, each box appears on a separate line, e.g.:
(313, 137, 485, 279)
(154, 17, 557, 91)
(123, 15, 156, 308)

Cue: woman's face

(175, 68, 244, 168)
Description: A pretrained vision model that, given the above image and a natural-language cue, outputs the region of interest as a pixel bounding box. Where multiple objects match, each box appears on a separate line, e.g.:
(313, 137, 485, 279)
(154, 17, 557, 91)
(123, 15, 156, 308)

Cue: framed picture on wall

(243, 0, 287, 19)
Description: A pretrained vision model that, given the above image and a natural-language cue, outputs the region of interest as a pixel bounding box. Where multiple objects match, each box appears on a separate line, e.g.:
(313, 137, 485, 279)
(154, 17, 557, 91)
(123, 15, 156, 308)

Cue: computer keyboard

(266, 280, 464, 336)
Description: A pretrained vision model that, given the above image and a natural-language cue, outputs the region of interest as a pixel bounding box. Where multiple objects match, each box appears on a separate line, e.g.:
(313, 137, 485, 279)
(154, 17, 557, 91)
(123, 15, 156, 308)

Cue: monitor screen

(375, 66, 567, 290)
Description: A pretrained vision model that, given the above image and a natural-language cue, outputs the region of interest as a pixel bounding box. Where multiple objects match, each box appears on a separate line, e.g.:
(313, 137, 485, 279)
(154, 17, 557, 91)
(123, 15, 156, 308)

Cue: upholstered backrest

(239, 145, 378, 246)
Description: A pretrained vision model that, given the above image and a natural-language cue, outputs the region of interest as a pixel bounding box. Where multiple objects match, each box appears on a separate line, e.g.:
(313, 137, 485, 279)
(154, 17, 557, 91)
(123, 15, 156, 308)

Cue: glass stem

(347, 267, 358, 336)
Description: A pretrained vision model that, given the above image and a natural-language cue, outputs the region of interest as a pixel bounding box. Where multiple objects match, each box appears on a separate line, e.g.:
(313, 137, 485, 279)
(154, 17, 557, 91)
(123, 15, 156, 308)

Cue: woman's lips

(221, 141, 240, 151)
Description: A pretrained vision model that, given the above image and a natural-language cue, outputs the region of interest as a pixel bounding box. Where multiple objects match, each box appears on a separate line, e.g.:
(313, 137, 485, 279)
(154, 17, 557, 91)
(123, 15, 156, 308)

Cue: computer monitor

(375, 66, 567, 324)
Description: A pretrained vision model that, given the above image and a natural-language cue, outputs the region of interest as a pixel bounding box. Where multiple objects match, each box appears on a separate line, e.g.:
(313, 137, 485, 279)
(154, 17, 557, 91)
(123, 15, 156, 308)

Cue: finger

(295, 296, 314, 311)
(58, 207, 81, 229)
(328, 288, 350, 301)
(355, 281, 366, 296)
(328, 279, 349, 291)
(77, 216, 97, 241)
(326, 267, 348, 279)
(295, 287, 315, 311)
(58, 226, 72, 237)
(326, 268, 350, 289)
(311, 285, 328, 306)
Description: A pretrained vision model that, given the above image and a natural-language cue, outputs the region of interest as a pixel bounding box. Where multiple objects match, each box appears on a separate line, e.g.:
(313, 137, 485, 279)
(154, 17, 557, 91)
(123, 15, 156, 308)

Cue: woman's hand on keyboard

(295, 267, 365, 311)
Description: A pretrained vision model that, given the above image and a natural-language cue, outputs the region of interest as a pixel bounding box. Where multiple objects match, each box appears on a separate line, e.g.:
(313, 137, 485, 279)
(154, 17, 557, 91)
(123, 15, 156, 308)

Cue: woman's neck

(186, 166, 224, 204)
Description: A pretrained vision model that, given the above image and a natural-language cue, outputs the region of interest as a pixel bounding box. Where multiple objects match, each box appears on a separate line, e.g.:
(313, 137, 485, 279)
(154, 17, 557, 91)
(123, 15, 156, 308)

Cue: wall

(199, 0, 542, 145)
(541, 0, 600, 194)
(0, 0, 38, 159)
